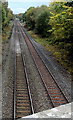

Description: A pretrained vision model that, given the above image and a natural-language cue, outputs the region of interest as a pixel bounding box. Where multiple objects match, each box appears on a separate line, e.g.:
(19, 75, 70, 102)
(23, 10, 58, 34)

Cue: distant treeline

(18, 1, 73, 64)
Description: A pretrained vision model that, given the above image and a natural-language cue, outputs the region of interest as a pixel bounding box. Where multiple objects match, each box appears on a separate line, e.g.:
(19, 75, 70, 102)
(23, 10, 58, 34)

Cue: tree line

(18, 1, 73, 66)
(1, 1, 73, 73)
(1, 1, 14, 29)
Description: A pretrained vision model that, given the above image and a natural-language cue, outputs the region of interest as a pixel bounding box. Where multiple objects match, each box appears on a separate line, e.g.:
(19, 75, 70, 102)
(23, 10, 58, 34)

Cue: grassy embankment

(28, 30, 73, 75)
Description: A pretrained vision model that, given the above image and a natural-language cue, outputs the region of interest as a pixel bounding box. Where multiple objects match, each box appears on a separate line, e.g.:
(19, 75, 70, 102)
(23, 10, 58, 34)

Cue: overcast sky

(8, 0, 52, 14)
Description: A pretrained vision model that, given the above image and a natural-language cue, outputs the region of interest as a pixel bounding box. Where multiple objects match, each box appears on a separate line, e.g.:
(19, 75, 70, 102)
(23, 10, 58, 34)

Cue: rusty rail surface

(17, 20, 69, 108)
(14, 23, 34, 119)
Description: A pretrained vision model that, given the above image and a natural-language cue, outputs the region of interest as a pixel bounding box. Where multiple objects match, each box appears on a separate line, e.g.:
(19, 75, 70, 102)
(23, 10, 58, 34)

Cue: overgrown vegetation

(1, 1, 14, 43)
(18, 1, 73, 74)
(2, 22, 13, 44)
(2, 1, 13, 29)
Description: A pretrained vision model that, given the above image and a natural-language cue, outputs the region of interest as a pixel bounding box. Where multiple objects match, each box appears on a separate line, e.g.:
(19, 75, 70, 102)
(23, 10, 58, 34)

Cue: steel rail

(18, 33, 35, 114)
(21, 51, 35, 114)
(18, 21, 69, 106)
(13, 24, 18, 119)
(18, 24, 56, 107)
(13, 23, 34, 118)
(17, 23, 54, 108)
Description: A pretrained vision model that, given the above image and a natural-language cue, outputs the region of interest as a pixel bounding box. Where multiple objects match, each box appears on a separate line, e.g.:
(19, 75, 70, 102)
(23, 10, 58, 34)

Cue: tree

(2, 7, 6, 23)
(49, 1, 73, 61)
(24, 5, 51, 37)
(25, 7, 36, 29)
(2, 1, 13, 29)
(49, 2, 73, 42)
(35, 10, 51, 37)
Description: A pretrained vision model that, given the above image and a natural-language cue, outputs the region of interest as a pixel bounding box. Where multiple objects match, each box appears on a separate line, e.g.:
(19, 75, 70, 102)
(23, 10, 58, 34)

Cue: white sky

(8, 0, 71, 14)
(8, 0, 52, 3)
(8, 0, 52, 14)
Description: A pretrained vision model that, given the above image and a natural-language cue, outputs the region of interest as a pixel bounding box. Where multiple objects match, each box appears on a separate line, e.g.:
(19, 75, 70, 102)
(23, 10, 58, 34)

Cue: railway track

(13, 20, 70, 118)
(14, 24, 34, 118)
(17, 20, 69, 107)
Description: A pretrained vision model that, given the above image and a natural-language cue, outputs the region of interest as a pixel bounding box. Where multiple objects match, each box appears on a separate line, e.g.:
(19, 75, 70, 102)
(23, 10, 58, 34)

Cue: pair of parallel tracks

(14, 20, 69, 119)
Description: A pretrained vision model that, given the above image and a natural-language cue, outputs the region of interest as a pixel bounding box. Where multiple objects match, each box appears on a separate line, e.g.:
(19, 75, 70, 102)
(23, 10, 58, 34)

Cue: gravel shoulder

(22, 27, 72, 102)
(2, 26, 15, 118)
(2, 22, 72, 118)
